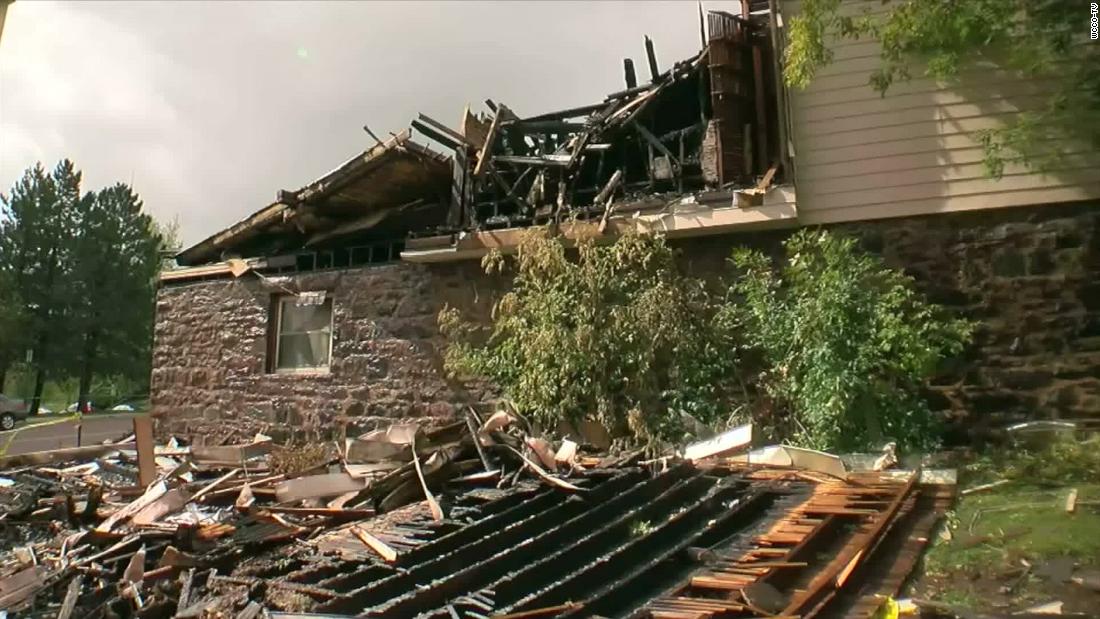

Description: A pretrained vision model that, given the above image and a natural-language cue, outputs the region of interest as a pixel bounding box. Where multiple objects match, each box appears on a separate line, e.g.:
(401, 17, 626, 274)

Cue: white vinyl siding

(784, 0, 1100, 225)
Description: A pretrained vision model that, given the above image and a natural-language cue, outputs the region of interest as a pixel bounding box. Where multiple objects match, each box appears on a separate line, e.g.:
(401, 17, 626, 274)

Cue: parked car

(0, 394, 30, 431)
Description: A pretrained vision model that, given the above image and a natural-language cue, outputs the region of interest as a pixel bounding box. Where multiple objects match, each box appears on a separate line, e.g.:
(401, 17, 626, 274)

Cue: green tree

(440, 229, 740, 446)
(69, 183, 164, 410)
(732, 229, 972, 452)
(0, 161, 82, 412)
(784, 0, 1100, 177)
(0, 266, 28, 393)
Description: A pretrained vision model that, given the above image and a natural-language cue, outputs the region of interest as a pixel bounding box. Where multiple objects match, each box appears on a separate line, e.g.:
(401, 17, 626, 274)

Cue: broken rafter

(493, 154, 572, 167)
(521, 101, 606, 123)
(410, 435, 445, 522)
(634, 121, 680, 168)
(623, 58, 637, 89)
(416, 113, 472, 148)
(644, 35, 660, 81)
(474, 106, 505, 179)
(412, 118, 467, 151)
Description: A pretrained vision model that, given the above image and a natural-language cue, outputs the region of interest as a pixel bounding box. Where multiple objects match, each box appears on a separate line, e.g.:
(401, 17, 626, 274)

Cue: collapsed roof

(0, 415, 953, 619)
(176, 131, 451, 267)
(175, 7, 788, 269)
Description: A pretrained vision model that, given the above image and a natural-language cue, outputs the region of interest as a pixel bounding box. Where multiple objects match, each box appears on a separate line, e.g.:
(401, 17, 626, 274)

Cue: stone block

(992, 250, 1027, 277)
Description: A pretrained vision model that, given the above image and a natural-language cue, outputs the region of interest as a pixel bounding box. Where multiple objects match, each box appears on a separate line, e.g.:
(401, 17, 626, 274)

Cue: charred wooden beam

(634, 122, 680, 168)
(521, 101, 606, 123)
(505, 120, 588, 134)
(492, 154, 572, 167)
(412, 119, 466, 151)
(605, 83, 652, 103)
(644, 35, 660, 81)
(417, 113, 472, 148)
(623, 58, 637, 89)
(474, 105, 509, 179)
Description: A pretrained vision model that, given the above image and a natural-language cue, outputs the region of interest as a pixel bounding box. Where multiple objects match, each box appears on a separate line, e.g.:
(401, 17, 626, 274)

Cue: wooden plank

(191, 441, 271, 464)
(352, 526, 398, 562)
(57, 576, 83, 619)
(683, 423, 752, 461)
(410, 436, 443, 522)
(474, 107, 504, 178)
(0, 566, 46, 595)
(0, 566, 48, 609)
(133, 416, 156, 488)
(0, 442, 134, 469)
(504, 445, 583, 491)
(190, 468, 241, 503)
(97, 481, 168, 532)
(258, 506, 374, 518)
(275, 473, 367, 503)
(133, 487, 192, 526)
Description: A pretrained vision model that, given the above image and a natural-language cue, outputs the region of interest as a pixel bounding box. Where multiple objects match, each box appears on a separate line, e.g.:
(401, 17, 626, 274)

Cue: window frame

(271, 293, 334, 374)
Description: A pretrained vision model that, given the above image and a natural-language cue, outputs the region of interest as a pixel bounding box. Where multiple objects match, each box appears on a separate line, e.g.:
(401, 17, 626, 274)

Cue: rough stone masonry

(152, 201, 1100, 444)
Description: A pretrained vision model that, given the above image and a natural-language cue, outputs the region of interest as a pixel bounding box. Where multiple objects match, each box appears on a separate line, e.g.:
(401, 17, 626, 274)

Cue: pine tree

(69, 183, 163, 409)
(0, 162, 79, 412)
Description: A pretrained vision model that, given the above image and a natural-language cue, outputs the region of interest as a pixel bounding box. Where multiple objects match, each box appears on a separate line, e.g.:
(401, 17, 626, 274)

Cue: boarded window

(273, 292, 333, 372)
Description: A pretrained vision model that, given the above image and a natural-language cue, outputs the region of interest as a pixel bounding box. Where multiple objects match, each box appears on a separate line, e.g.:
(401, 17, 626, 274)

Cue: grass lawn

(912, 437, 1100, 614)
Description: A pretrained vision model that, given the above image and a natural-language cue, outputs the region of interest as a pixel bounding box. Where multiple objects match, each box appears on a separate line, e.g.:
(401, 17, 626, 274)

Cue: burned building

(154, 1, 1100, 444)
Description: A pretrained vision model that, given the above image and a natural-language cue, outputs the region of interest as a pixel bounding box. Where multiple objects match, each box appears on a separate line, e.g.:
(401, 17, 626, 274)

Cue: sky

(0, 0, 736, 247)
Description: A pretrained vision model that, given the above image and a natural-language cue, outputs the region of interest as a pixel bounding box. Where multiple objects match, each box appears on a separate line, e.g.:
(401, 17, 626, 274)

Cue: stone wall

(151, 261, 504, 444)
(153, 201, 1100, 445)
(847, 202, 1100, 442)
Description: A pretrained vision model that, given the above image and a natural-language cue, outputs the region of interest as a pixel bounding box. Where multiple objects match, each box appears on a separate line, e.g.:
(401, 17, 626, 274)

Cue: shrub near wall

(440, 229, 741, 446)
(732, 229, 974, 452)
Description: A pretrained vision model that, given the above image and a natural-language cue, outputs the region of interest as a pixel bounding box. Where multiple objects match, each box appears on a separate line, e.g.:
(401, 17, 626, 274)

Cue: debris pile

(1, 414, 956, 618)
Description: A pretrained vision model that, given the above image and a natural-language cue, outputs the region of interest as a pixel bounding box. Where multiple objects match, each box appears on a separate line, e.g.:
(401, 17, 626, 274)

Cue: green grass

(2, 370, 148, 412)
(917, 438, 1100, 611)
(925, 483, 1100, 575)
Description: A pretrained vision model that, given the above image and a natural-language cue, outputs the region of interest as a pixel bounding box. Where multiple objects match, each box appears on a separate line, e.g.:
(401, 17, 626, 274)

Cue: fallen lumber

(352, 526, 398, 562)
(275, 473, 367, 503)
(0, 442, 135, 469)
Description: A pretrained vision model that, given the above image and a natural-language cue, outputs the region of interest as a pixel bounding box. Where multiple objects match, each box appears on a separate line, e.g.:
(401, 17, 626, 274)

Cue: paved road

(0, 414, 139, 456)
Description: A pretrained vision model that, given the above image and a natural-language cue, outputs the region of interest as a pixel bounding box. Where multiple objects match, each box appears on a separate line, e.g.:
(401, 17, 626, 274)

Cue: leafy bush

(439, 229, 739, 445)
(1003, 433, 1100, 485)
(732, 229, 972, 451)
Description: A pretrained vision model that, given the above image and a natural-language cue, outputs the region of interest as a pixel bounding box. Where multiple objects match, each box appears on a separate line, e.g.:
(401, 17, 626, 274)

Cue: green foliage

(1, 160, 167, 408)
(969, 434, 1100, 486)
(0, 267, 28, 379)
(69, 183, 164, 389)
(784, 0, 1100, 177)
(0, 162, 84, 399)
(731, 229, 972, 451)
(440, 229, 740, 445)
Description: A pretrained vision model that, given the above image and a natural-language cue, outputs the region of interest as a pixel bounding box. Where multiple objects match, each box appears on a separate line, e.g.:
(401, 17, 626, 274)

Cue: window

(272, 292, 333, 372)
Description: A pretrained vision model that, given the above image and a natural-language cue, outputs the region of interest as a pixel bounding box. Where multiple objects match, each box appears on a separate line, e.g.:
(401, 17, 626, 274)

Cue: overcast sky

(0, 0, 736, 246)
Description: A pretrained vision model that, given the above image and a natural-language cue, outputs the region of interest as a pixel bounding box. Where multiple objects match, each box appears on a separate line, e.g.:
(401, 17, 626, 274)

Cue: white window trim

(272, 293, 334, 374)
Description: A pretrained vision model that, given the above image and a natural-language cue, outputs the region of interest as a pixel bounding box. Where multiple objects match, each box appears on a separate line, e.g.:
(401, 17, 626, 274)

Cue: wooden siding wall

(785, 0, 1100, 225)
